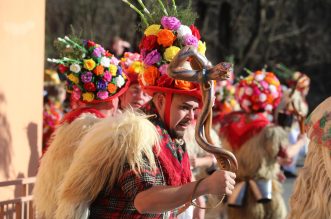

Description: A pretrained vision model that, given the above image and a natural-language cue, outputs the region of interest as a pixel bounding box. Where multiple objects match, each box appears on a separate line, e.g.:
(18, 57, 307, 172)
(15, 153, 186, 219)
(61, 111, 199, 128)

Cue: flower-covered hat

(120, 52, 144, 84)
(124, 0, 204, 100)
(48, 36, 130, 104)
(236, 70, 282, 113)
(214, 71, 240, 115)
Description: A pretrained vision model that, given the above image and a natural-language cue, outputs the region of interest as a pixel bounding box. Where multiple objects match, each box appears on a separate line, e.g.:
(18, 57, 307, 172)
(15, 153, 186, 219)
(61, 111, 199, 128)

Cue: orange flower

(174, 80, 194, 90)
(108, 83, 117, 93)
(93, 65, 104, 75)
(157, 29, 176, 47)
(143, 66, 159, 86)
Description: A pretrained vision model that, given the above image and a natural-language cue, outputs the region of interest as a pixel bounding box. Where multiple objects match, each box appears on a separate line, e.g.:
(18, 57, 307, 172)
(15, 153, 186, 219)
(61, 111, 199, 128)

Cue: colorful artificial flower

(109, 64, 118, 76)
(83, 82, 96, 92)
(190, 24, 201, 40)
(81, 72, 93, 83)
(69, 64, 81, 73)
(177, 25, 192, 39)
(58, 64, 69, 73)
(164, 46, 181, 62)
(83, 59, 96, 71)
(198, 41, 206, 56)
(82, 92, 95, 102)
(115, 75, 126, 88)
(97, 91, 109, 100)
(92, 46, 105, 58)
(139, 35, 158, 52)
(144, 24, 161, 36)
(142, 65, 159, 86)
(107, 83, 117, 93)
(236, 70, 282, 113)
(93, 65, 104, 76)
(130, 61, 144, 74)
(67, 73, 79, 84)
(157, 29, 176, 47)
(174, 80, 195, 90)
(103, 71, 112, 82)
(48, 36, 129, 103)
(100, 56, 111, 67)
(96, 80, 108, 90)
(144, 50, 161, 65)
(183, 34, 198, 47)
(161, 16, 181, 30)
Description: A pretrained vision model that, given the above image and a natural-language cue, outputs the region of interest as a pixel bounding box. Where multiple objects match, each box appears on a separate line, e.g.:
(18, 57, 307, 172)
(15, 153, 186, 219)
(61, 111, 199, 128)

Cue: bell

(228, 181, 247, 207)
(249, 179, 272, 203)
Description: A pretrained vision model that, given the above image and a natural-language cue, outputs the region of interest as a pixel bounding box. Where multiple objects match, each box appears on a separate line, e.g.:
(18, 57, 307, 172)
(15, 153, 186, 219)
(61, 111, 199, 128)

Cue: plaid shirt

(88, 103, 188, 218)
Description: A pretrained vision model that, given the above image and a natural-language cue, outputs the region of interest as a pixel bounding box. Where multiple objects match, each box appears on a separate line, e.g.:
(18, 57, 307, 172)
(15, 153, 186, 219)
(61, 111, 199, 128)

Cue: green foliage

(129, 0, 198, 29)
(53, 32, 84, 60)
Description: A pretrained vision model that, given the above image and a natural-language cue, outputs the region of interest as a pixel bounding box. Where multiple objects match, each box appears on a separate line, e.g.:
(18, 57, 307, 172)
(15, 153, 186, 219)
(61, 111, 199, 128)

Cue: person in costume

(288, 96, 331, 219)
(219, 70, 288, 219)
(119, 52, 151, 109)
(274, 65, 310, 177)
(54, 1, 236, 218)
(42, 69, 66, 154)
(33, 36, 130, 219)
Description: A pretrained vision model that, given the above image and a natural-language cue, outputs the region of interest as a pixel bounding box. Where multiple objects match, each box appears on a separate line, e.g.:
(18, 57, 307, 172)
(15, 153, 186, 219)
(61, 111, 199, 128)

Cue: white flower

(69, 64, 81, 73)
(259, 93, 267, 102)
(242, 99, 252, 106)
(177, 25, 192, 39)
(272, 91, 279, 98)
(265, 104, 273, 112)
(115, 75, 125, 88)
(110, 56, 120, 65)
(245, 87, 253, 96)
(100, 57, 111, 67)
(269, 85, 277, 94)
(255, 74, 265, 81)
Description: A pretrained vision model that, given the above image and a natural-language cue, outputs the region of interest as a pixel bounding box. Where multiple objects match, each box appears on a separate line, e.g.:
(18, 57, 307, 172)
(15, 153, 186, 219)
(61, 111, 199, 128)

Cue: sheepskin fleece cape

(33, 111, 103, 219)
(55, 111, 160, 219)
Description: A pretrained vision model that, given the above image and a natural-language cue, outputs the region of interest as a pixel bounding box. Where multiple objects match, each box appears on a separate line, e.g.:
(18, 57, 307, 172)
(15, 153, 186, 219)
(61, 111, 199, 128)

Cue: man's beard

(169, 128, 185, 139)
(169, 119, 191, 139)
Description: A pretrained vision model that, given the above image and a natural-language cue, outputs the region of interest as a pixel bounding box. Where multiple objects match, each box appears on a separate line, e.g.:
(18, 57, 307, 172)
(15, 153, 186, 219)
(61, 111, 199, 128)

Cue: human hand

(277, 156, 293, 166)
(202, 170, 236, 196)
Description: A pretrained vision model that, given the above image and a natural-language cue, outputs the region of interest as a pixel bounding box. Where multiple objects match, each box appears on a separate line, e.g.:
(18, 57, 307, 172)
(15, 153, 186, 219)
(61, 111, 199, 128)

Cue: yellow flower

(131, 61, 144, 74)
(245, 75, 254, 84)
(109, 64, 118, 76)
(164, 46, 180, 62)
(83, 59, 96, 70)
(144, 24, 161, 36)
(197, 41, 206, 56)
(82, 92, 95, 102)
(67, 73, 79, 84)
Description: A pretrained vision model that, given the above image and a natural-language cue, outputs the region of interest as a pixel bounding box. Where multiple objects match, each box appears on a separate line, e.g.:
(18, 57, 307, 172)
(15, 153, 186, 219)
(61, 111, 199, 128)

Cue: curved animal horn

(168, 46, 238, 172)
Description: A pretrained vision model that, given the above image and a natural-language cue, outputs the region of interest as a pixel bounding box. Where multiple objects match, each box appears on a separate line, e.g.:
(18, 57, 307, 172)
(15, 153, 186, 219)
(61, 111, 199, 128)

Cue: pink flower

(97, 91, 109, 99)
(161, 16, 181, 30)
(159, 64, 169, 75)
(144, 49, 161, 65)
(103, 70, 112, 82)
(183, 34, 198, 47)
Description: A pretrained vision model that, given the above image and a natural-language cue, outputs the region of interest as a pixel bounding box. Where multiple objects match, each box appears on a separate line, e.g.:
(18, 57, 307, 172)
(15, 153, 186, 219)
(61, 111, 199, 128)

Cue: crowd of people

(35, 1, 330, 219)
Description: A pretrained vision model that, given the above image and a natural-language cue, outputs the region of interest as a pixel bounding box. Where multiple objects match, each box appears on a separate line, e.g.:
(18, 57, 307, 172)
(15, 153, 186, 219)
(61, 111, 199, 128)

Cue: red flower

(105, 50, 113, 57)
(190, 24, 201, 40)
(84, 82, 96, 92)
(58, 64, 69, 73)
(87, 40, 96, 48)
(139, 35, 158, 52)
(157, 74, 174, 87)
